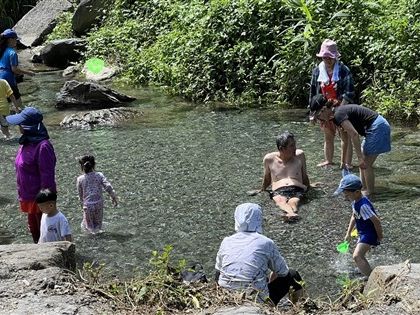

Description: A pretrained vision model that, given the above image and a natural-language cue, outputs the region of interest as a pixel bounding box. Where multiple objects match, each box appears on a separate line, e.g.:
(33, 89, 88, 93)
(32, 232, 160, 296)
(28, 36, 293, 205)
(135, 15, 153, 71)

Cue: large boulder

(0, 242, 114, 314)
(72, 0, 110, 35)
(35, 39, 86, 68)
(13, 0, 73, 47)
(362, 261, 420, 314)
(56, 80, 136, 109)
(60, 107, 143, 129)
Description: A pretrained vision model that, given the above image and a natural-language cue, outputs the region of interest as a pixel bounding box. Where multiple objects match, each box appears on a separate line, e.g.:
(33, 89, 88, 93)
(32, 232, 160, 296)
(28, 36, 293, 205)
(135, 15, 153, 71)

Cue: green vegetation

(0, 0, 37, 29)
(6, 0, 419, 121)
(82, 0, 419, 121)
(77, 246, 382, 314)
(46, 11, 74, 42)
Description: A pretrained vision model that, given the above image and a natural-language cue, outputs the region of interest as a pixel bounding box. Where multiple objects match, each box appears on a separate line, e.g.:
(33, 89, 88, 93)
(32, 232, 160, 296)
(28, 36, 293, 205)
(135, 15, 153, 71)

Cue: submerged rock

(60, 107, 143, 129)
(56, 80, 136, 109)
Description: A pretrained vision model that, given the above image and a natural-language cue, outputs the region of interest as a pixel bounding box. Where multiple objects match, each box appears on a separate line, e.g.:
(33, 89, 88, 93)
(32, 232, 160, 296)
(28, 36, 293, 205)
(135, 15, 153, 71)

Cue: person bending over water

(310, 96, 391, 196)
(250, 131, 310, 222)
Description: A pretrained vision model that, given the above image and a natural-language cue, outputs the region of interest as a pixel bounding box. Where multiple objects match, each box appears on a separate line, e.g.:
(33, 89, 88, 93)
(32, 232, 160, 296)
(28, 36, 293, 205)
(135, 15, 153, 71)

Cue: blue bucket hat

(6, 107, 43, 126)
(334, 174, 363, 196)
(1, 29, 19, 39)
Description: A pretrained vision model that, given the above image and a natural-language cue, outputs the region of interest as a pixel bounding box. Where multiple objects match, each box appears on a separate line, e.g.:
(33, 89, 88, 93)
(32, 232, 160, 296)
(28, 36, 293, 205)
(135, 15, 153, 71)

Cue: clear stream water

(0, 72, 419, 297)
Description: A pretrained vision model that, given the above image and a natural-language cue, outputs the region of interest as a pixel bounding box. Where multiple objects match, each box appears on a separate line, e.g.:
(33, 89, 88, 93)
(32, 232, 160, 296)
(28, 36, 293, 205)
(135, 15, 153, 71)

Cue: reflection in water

(0, 72, 419, 298)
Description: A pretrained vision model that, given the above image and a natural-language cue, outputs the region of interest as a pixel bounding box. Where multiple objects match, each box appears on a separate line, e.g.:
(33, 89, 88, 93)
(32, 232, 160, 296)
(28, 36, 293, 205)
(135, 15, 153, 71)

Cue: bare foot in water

(317, 161, 334, 167)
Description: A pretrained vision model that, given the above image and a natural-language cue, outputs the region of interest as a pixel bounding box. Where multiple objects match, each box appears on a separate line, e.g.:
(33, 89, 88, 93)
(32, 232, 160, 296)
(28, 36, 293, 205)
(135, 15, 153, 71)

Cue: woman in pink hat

(309, 39, 355, 168)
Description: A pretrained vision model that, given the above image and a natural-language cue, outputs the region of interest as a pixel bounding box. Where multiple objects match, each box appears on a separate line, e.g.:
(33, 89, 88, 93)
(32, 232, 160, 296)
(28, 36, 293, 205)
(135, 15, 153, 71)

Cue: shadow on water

(371, 186, 420, 203)
(0, 228, 14, 245)
(0, 71, 419, 298)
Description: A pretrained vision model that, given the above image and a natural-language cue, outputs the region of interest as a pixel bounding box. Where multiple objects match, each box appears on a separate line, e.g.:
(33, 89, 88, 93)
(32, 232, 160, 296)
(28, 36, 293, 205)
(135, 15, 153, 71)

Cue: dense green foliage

(8, 0, 417, 120)
(46, 12, 74, 42)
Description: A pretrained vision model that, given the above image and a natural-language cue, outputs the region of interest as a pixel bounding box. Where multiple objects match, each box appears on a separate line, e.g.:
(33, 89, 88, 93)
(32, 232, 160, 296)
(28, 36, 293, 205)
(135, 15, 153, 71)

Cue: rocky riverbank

(0, 242, 115, 315)
(0, 242, 418, 314)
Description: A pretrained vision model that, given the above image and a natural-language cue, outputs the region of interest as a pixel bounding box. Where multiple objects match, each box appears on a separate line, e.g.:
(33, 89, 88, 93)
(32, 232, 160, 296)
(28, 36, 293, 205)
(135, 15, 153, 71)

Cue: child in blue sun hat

(335, 173, 383, 276)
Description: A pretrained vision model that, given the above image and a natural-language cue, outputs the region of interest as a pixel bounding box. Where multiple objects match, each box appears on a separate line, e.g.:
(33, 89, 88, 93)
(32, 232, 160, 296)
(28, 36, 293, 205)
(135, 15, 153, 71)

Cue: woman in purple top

(6, 107, 57, 243)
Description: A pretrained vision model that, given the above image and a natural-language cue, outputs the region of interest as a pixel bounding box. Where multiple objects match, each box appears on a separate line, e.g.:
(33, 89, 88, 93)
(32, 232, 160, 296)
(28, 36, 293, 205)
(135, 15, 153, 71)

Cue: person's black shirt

(333, 105, 378, 136)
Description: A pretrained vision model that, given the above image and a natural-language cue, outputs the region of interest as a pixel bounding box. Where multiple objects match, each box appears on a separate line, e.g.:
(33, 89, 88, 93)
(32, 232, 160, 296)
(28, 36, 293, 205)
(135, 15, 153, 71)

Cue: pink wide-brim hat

(316, 39, 341, 59)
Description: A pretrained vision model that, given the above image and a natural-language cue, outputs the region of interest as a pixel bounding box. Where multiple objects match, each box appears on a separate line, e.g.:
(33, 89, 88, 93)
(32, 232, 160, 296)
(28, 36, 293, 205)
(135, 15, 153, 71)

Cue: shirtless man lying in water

(249, 131, 310, 221)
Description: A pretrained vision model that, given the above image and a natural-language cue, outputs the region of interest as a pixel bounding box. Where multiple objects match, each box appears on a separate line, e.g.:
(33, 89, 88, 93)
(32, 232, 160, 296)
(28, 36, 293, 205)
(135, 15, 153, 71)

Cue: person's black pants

(268, 269, 302, 305)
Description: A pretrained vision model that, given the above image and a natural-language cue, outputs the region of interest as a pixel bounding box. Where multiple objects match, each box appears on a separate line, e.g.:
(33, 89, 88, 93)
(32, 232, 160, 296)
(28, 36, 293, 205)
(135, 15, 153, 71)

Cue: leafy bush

(83, 0, 418, 121)
(46, 11, 74, 42)
(0, 0, 37, 29)
(100, 245, 213, 313)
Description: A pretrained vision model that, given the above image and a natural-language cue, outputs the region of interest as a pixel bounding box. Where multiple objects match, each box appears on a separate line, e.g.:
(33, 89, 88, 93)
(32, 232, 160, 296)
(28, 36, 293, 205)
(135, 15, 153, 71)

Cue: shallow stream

(0, 71, 419, 297)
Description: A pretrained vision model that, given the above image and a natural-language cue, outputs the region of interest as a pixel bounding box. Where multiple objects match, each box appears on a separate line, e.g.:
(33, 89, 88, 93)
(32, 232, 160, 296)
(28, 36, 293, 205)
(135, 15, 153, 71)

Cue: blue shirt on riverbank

(0, 47, 18, 86)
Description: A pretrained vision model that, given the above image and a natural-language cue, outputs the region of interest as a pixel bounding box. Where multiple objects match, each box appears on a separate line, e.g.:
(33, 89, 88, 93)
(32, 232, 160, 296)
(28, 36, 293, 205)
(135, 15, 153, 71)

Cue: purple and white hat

(316, 39, 341, 59)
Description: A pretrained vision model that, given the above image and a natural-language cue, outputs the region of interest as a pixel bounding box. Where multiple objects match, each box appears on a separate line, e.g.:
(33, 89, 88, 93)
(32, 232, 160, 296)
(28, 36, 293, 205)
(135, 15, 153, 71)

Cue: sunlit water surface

(0, 72, 419, 298)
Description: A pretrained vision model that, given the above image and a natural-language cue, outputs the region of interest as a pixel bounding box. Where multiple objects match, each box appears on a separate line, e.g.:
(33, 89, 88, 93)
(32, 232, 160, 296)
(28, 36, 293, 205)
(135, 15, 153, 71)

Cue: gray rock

(63, 65, 79, 77)
(328, 262, 420, 315)
(85, 66, 117, 81)
(56, 80, 136, 109)
(72, 0, 110, 34)
(13, 0, 73, 47)
(36, 38, 86, 68)
(60, 107, 143, 129)
(363, 261, 420, 314)
(211, 305, 263, 315)
(0, 242, 114, 315)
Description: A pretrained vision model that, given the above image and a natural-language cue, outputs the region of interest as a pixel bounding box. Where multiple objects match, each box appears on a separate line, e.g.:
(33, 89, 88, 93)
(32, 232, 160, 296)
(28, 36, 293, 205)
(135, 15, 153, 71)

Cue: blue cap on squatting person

(333, 174, 362, 196)
(1, 29, 19, 39)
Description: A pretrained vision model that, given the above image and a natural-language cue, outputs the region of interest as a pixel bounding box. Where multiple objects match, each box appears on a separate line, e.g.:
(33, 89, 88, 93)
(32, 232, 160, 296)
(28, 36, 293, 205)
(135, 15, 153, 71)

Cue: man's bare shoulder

(296, 149, 306, 160)
(296, 149, 305, 156)
(263, 151, 279, 161)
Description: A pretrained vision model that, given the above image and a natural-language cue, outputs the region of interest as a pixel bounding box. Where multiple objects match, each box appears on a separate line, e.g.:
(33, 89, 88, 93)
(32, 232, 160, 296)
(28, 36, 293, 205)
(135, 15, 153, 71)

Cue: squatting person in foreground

(215, 203, 303, 305)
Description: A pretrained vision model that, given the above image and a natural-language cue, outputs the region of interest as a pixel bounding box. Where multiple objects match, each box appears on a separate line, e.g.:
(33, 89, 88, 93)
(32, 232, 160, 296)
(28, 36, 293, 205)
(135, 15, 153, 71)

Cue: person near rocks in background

(0, 29, 35, 108)
(77, 155, 118, 234)
(309, 39, 355, 168)
(6, 107, 57, 243)
(215, 203, 303, 305)
(0, 78, 21, 138)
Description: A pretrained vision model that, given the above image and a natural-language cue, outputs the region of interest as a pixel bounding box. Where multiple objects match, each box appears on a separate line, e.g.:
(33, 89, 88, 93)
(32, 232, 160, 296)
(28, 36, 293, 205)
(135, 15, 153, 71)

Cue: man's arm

(339, 120, 365, 168)
(261, 155, 272, 191)
(297, 150, 310, 188)
(370, 215, 383, 242)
